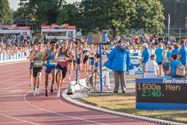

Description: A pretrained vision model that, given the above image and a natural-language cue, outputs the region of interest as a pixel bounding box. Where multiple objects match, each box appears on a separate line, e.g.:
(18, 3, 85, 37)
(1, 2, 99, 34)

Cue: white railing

(0, 51, 27, 63)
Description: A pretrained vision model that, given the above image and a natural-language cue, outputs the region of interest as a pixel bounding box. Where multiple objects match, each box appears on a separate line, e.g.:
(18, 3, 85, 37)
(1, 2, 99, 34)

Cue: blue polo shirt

(142, 48, 150, 63)
(179, 46, 187, 65)
(171, 48, 179, 56)
(169, 59, 182, 77)
(155, 48, 164, 63)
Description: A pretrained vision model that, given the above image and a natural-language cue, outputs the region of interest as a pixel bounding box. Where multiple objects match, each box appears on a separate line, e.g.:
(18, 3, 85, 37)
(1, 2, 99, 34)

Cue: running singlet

(76, 50, 81, 59)
(46, 50, 56, 66)
(57, 49, 68, 67)
(33, 51, 43, 67)
(83, 48, 89, 56)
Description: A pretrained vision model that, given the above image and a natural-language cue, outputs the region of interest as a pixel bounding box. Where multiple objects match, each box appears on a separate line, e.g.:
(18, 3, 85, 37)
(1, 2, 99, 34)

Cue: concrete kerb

(62, 79, 185, 125)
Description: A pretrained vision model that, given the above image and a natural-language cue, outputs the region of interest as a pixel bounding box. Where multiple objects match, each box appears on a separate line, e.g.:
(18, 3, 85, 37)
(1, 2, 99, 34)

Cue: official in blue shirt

(104, 40, 131, 93)
(166, 46, 173, 62)
(167, 55, 182, 78)
(171, 43, 179, 56)
(141, 43, 150, 73)
(155, 43, 164, 76)
(178, 40, 187, 77)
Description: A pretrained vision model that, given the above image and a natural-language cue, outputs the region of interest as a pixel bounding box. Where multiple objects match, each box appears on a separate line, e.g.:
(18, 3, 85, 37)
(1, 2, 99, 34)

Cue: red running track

(0, 62, 158, 125)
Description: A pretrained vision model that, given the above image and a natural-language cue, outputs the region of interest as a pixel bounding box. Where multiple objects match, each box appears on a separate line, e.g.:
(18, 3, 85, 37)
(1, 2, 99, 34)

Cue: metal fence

(163, 28, 187, 38)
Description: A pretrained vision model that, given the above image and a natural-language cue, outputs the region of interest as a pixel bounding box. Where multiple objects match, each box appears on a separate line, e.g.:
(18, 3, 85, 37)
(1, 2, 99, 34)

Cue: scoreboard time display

(136, 78, 187, 110)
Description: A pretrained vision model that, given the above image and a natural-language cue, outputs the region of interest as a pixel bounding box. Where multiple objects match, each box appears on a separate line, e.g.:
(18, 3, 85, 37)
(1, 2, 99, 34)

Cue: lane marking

(1, 62, 106, 125)
(0, 113, 40, 125)
(24, 91, 108, 125)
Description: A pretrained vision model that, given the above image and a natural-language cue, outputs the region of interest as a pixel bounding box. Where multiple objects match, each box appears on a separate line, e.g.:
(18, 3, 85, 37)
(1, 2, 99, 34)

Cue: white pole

(168, 14, 170, 39)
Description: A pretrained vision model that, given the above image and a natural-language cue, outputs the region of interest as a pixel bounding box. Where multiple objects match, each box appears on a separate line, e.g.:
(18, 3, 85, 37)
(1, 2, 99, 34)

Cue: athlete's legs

(68, 62, 72, 80)
(45, 72, 49, 97)
(56, 69, 62, 97)
(50, 69, 55, 93)
(56, 69, 62, 89)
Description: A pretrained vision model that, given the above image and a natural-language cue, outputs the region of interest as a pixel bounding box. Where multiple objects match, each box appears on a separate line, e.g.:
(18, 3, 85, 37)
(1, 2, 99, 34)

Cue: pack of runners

(28, 39, 98, 97)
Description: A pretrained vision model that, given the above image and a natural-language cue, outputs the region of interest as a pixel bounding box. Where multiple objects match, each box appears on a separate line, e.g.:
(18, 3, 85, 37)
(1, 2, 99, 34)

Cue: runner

(89, 44, 95, 73)
(75, 44, 82, 73)
(29, 41, 44, 95)
(56, 41, 72, 97)
(67, 42, 75, 80)
(82, 42, 90, 73)
(27, 44, 35, 86)
(43, 40, 57, 97)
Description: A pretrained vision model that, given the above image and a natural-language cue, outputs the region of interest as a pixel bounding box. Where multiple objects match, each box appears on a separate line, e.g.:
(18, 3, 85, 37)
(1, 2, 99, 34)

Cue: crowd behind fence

(0, 42, 28, 63)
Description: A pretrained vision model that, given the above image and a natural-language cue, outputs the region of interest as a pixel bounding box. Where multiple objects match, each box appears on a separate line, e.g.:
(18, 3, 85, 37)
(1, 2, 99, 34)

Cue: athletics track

(0, 62, 157, 125)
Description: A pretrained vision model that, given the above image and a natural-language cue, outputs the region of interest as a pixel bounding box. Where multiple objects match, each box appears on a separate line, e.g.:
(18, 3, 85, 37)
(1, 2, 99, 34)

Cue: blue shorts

(45, 65, 56, 74)
(90, 59, 94, 65)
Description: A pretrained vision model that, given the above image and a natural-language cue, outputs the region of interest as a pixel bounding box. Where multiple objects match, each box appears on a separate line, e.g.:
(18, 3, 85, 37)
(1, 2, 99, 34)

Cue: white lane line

(24, 91, 108, 125)
(0, 113, 40, 125)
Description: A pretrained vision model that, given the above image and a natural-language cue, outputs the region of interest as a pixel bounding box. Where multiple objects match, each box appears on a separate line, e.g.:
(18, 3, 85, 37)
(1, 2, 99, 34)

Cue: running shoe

(45, 89, 48, 97)
(57, 89, 61, 97)
(50, 85, 53, 93)
(33, 89, 36, 96)
(36, 88, 40, 95)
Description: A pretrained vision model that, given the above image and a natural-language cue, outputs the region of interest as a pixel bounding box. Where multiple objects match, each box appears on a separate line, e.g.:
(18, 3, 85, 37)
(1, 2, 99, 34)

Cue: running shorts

(33, 67, 42, 77)
(56, 64, 67, 78)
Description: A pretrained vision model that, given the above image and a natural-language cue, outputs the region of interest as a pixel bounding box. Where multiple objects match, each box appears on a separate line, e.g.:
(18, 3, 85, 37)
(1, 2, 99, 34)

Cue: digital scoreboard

(136, 78, 187, 110)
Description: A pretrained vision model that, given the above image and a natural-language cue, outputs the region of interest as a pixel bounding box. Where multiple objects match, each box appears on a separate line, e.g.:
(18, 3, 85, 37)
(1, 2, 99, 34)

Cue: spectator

(155, 43, 164, 76)
(104, 40, 131, 93)
(171, 43, 179, 56)
(166, 45, 173, 62)
(167, 55, 182, 78)
(141, 43, 150, 73)
(149, 45, 155, 55)
(144, 54, 159, 78)
(178, 40, 187, 77)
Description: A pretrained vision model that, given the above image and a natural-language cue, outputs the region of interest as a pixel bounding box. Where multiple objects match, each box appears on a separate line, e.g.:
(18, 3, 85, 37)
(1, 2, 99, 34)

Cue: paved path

(0, 62, 158, 125)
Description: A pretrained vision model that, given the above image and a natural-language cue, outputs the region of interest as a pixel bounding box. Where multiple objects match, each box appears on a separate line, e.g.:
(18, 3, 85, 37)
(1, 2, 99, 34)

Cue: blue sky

(8, 0, 81, 10)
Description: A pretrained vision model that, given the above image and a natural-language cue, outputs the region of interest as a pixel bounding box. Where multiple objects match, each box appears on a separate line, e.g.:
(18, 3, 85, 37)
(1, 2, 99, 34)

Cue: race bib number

(85, 52, 89, 56)
(58, 56, 66, 62)
(77, 54, 80, 59)
(34, 60, 43, 66)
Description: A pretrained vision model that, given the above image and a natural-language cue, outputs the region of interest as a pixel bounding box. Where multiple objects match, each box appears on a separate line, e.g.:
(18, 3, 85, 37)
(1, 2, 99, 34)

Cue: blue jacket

(104, 45, 131, 72)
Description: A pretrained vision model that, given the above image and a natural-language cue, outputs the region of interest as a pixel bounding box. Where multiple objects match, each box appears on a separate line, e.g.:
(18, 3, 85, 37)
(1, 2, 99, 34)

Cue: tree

(80, 0, 135, 36)
(14, 0, 65, 29)
(0, 0, 12, 24)
(56, 3, 81, 26)
(79, 0, 164, 36)
(132, 0, 165, 34)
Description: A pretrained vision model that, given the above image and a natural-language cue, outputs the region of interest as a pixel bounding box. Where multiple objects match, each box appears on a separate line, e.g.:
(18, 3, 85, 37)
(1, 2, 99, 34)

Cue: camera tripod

(82, 67, 111, 94)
